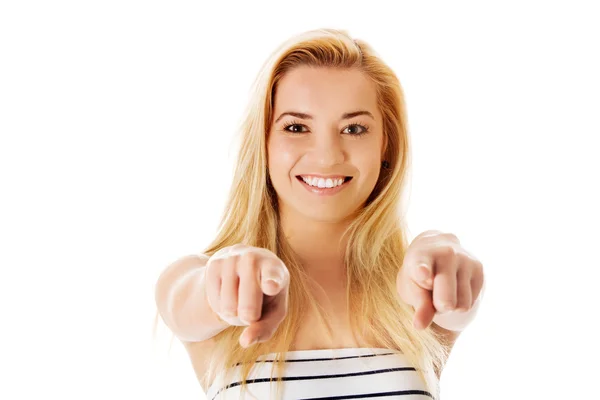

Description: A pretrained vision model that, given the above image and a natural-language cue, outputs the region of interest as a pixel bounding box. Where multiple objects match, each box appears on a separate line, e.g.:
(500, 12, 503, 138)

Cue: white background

(1, 1, 598, 399)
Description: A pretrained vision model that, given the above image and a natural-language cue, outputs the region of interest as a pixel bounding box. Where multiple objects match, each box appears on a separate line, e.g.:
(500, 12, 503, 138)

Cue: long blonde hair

(162, 28, 449, 399)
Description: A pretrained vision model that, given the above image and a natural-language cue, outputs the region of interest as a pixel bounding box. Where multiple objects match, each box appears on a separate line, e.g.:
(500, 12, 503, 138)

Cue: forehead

(273, 66, 379, 118)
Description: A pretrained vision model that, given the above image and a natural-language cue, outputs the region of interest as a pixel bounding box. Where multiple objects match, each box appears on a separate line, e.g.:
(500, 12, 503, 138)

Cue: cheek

(354, 147, 383, 191)
(363, 161, 382, 186)
(355, 144, 382, 173)
(270, 138, 298, 164)
(268, 139, 299, 182)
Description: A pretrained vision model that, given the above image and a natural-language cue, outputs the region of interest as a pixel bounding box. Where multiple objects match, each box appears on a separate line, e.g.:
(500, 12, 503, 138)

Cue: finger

(242, 281, 288, 347)
(397, 269, 435, 330)
(205, 258, 223, 313)
(412, 262, 434, 290)
(432, 254, 458, 313)
(259, 260, 287, 296)
(455, 267, 472, 312)
(411, 283, 436, 330)
(237, 260, 263, 325)
(470, 264, 485, 307)
(219, 259, 239, 317)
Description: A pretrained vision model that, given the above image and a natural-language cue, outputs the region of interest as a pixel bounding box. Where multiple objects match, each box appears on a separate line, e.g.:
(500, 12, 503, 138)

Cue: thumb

(260, 264, 287, 296)
(413, 262, 434, 290)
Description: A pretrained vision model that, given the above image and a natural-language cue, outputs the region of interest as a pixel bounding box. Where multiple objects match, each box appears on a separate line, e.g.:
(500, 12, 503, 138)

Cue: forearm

(155, 254, 230, 342)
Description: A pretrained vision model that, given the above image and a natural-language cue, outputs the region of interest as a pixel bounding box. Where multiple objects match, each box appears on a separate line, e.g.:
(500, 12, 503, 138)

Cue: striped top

(205, 347, 434, 400)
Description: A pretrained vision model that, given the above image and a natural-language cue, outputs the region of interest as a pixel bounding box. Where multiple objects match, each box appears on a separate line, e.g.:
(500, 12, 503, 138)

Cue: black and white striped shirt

(205, 347, 434, 400)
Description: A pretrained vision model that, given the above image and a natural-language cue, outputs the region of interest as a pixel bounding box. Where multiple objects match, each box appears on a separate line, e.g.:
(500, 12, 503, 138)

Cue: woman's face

(267, 66, 385, 224)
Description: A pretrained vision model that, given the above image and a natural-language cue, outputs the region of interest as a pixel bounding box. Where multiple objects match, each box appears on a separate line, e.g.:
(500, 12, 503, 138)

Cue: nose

(309, 129, 345, 167)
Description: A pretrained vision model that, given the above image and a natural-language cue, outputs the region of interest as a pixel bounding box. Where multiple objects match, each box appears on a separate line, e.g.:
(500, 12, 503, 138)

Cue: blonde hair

(159, 28, 449, 399)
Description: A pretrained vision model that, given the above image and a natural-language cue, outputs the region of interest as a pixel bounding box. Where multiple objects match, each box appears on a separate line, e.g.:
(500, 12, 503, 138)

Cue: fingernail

(413, 317, 423, 330)
(266, 277, 282, 286)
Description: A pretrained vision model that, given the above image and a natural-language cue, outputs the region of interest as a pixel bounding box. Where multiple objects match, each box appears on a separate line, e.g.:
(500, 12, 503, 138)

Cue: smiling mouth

(295, 176, 353, 185)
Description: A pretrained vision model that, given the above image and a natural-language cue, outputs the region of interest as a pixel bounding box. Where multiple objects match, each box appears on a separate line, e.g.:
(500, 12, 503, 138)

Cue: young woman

(154, 28, 485, 400)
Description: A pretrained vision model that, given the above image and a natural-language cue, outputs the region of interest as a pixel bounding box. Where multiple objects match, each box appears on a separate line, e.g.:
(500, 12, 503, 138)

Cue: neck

(279, 210, 353, 277)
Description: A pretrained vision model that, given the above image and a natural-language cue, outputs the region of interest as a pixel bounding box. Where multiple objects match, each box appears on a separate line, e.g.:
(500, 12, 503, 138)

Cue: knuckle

(238, 303, 259, 313)
(240, 251, 259, 267)
(470, 264, 484, 283)
(457, 295, 471, 310)
(238, 307, 260, 320)
(238, 261, 260, 278)
(471, 271, 484, 288)
(221, 305, 236, 314)
(220, 298, 236, 313)
(435, 288, 456, 305)
(221, 293, 237, 308)
(473, 260, 484, 274)
(220, 279, 235, 294)
(442, 232, 460, 243)
(457, 287, 470, 300)
(206, 257, 223, 273)
(220, 260, 237, 277)
(438, 245, 457, 260)
(418, 230, 443, 239)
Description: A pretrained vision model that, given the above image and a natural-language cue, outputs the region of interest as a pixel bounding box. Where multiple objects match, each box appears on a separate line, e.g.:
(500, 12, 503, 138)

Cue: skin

(265, 65, 485, 343)
(398, 230, 485, 334)
(267, 66, 386, 275)
(160, 66, 485, 391)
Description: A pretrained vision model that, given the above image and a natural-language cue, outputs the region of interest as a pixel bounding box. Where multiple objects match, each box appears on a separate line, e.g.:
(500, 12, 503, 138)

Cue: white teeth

(301, 176, 345, 188)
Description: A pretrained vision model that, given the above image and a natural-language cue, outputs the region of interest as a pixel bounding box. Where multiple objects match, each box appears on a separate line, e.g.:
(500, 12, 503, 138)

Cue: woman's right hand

(205, 244, 290, 348)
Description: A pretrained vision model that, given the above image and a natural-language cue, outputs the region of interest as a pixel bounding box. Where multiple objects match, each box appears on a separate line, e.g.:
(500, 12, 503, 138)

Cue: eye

(343, 123, 369, 136)
(284, 124, 308, 133)
(283, 119, 308, 134)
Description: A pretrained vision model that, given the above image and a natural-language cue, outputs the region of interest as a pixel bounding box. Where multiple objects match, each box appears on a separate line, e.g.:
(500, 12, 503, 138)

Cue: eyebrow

(274, 110, 375, 123)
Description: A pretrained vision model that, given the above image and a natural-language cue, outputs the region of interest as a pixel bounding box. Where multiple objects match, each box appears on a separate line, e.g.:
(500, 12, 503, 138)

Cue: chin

(298, 205, 355, 224)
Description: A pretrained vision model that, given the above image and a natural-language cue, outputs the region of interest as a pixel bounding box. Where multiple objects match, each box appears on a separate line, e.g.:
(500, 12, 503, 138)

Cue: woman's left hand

(396, 230, 485, 330)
